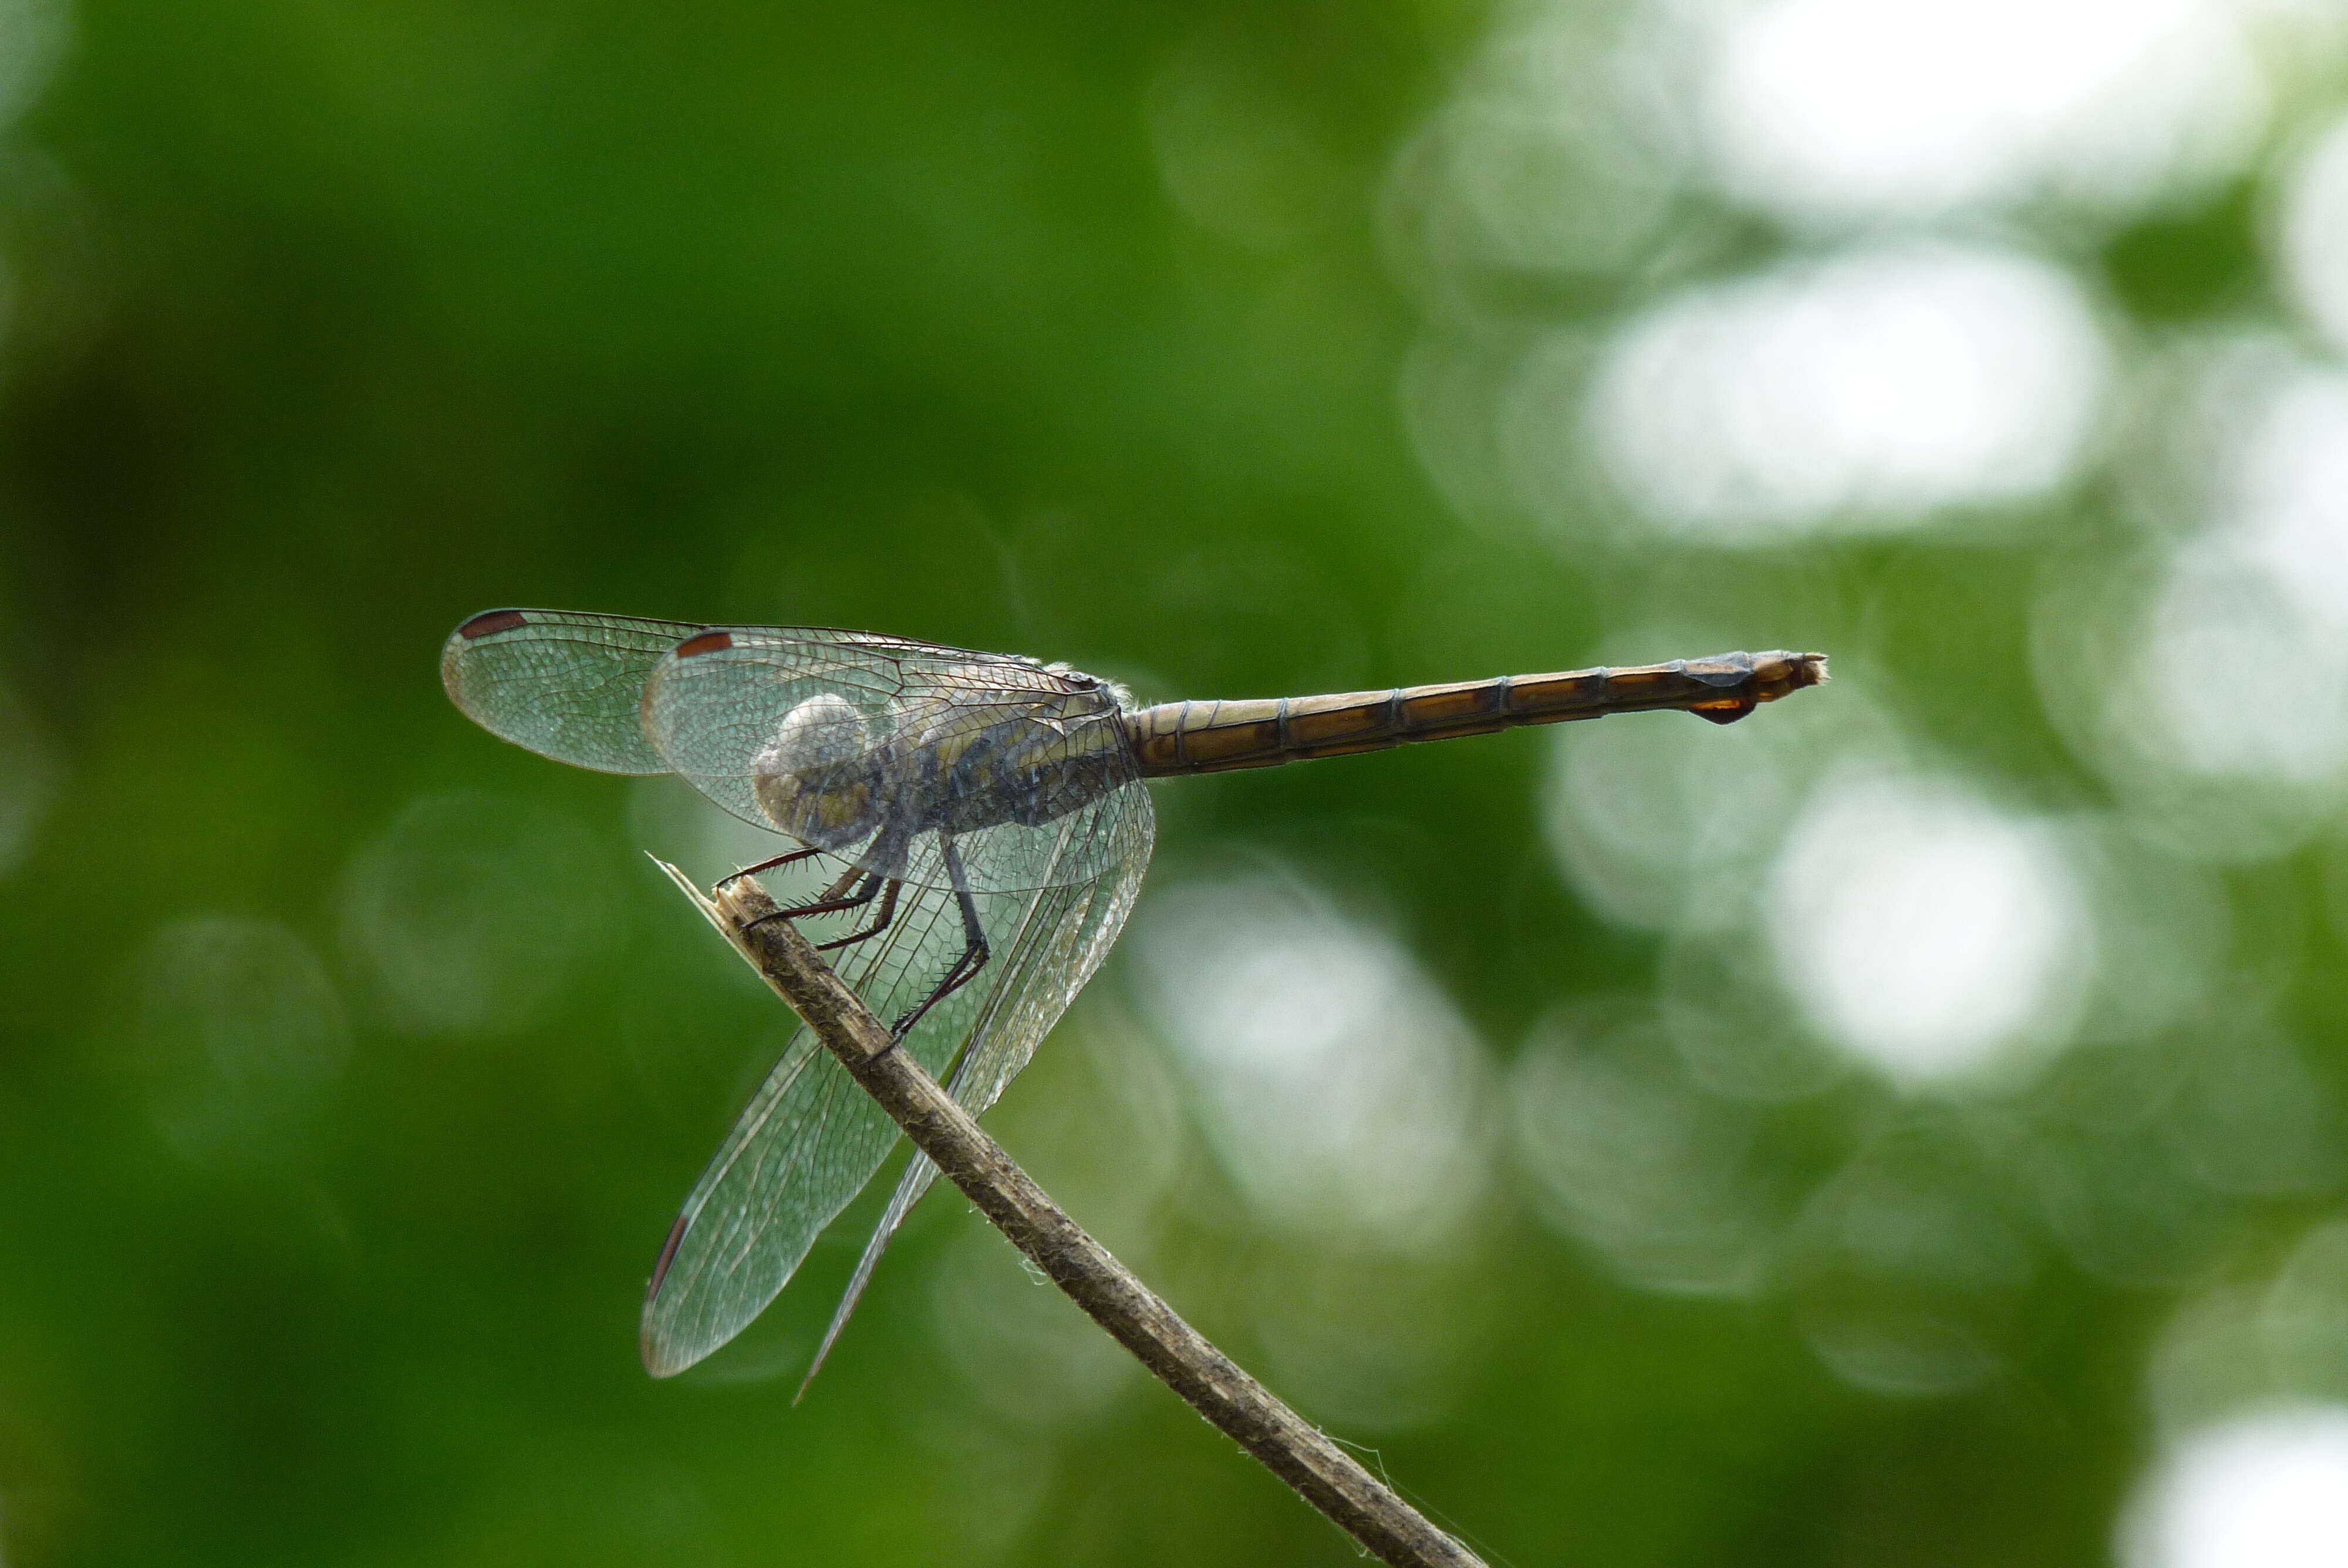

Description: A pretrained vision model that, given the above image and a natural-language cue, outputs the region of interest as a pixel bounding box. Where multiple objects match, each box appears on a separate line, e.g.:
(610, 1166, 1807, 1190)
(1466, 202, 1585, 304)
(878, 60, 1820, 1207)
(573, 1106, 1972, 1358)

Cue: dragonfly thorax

(751, 693, 886, 850)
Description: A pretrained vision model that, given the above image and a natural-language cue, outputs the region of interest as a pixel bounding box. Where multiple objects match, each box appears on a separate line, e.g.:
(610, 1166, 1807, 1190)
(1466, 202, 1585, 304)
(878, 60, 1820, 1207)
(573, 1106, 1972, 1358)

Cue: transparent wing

(639, 782, 1155, 1379)
(444, 614, 1133, 892)
(796, 799, 1155, 1393)
(440, 608, 707, 773)
(639, 626, 1136, 893)
(640, 863, 990, 1377)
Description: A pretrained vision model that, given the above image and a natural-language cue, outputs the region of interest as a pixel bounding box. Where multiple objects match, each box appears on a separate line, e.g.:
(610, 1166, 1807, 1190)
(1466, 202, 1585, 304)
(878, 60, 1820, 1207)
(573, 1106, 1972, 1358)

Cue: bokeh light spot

(2028, 1063, 2251, 1290)
(2262, 1222, 2348, 1405)
(2133, 530, 2348, 790)
(0, 0, 69, 133)
(1145, 38, 1345, 249)
(2279, 111, 2348, 352)
(1511, 1002, 1784, 1296)
(119, 915, 350, 1168)
(1766, 773, 2090, 1088)
(2121, 1405, 2348, 1568)
(1783, 1125, 2037, 1397)
(2050, 351, 2348, 856)
(2228, 366, 2348, 634)
(1249, 1251, 1484, 1432)
(1384, 5, 1689, 289)
(2148, 1220, 2348, 1435)
(1704, 0, 2267, 227)
(342, 792, 622, 1038)
(1125, 866, 1489, 1246)
(933, 1225, 1137, 1431)
(0, 677, 57, 880)
(1578, 242, 2110, 541)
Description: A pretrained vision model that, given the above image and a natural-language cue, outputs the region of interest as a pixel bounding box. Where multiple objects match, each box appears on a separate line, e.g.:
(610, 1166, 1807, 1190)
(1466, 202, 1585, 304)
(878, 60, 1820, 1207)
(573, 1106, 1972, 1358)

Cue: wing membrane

(639, 783, 1155, 1379)
(440, 609, 706, 773)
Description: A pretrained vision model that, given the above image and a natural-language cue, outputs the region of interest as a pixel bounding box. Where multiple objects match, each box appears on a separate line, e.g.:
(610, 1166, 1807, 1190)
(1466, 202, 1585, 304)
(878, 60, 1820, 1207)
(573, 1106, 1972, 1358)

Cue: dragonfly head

(751, 693, 886, 850)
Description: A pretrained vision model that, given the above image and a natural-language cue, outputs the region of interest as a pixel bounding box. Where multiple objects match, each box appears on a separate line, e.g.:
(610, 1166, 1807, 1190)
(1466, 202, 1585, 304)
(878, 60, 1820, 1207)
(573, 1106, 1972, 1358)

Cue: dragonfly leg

(715, 845, 824, 893)
(816, 877, 902, 952)
(889, 835, 990, 1041)
(743, 864, 885, 931)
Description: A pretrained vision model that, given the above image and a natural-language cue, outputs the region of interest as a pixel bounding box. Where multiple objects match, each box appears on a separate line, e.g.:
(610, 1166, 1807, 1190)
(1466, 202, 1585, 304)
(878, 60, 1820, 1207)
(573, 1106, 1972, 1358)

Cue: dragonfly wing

(796, 793, 1155, 1393)
(444, 614, 1136, 893)
(640, 862, 994, 1376)
(638, 782, 1153, 1377)
(440, 608, 707, 773)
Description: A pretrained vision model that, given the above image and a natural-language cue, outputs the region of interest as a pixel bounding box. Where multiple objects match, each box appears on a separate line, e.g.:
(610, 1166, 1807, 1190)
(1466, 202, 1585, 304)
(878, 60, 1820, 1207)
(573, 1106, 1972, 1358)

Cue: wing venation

(440, 608, 707, 773)
(639, 786, 1154, 1380)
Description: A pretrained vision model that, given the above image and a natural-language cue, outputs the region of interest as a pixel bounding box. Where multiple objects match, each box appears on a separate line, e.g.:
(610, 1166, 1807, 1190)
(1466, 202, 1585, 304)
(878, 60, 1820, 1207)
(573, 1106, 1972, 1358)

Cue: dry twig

(656, 861, 1486, 1568)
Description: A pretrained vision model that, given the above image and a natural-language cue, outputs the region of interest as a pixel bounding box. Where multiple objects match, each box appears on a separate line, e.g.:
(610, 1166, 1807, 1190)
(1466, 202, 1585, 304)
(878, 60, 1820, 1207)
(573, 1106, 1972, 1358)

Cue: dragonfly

(441, 607, 1826, 1385)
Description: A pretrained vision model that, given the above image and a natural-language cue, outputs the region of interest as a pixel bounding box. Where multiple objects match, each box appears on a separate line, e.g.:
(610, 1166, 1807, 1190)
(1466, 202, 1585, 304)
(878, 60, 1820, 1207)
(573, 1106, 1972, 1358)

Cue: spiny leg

(889, 894, 987, 1038)
(817, 876, 902, 953)
(743, 863, 885, 932)
(889, 833, 990, 1041)
(715, 844, 824, 893)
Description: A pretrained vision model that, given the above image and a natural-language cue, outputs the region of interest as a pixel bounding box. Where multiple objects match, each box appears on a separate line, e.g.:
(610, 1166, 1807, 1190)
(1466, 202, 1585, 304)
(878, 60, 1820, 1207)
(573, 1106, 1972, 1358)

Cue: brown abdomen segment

(1123, 651, 1827, 776)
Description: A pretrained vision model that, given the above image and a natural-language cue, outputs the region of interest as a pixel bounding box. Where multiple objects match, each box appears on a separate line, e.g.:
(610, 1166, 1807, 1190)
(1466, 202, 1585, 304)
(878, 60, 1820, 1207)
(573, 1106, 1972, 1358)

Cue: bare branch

(655, 860, 1486, 1568)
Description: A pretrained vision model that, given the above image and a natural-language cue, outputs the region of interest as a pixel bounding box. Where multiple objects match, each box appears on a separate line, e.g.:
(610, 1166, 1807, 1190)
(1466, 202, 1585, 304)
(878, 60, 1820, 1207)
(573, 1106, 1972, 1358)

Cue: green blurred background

(6, 0, 2348, 1563)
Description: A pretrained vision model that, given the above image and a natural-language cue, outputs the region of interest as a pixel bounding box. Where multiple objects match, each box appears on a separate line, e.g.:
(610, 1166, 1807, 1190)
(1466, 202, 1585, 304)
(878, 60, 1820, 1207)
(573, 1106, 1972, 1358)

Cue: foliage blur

(4, 0, 2348, 1563)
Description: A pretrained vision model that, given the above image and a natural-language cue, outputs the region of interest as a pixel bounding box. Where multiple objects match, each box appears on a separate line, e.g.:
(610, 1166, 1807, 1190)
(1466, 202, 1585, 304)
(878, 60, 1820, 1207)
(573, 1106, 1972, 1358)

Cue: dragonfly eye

(751, 694, 884, 850)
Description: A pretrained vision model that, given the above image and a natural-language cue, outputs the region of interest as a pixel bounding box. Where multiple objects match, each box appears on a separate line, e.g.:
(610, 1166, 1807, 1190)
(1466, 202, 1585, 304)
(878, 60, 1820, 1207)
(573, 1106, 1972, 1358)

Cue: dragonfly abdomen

(1122, 651, 1827, 776)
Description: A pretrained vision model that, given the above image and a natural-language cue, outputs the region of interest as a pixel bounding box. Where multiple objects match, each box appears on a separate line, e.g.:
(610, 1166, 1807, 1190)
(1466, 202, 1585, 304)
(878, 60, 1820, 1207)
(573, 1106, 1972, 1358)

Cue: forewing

(441, 608, 707, 773)
(798, 785, 1156, 1391)
(637, 783, 1155, 1380)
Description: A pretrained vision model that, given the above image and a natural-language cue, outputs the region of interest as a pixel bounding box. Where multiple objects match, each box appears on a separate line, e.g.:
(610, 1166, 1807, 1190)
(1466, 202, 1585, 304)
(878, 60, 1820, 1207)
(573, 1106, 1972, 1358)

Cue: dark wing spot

(640, 1211, 697, 1377)
(646, 1211, 692, 1303)
(673, 630, 736, 658)
(456, 608, 531, 640)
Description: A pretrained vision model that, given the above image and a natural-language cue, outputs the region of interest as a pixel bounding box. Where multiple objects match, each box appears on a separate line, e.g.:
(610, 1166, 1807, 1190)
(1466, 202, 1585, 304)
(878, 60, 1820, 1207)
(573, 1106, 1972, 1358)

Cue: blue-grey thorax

(750, 675, 1135, 872)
